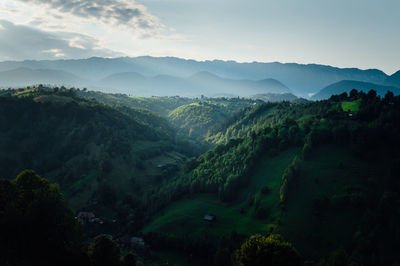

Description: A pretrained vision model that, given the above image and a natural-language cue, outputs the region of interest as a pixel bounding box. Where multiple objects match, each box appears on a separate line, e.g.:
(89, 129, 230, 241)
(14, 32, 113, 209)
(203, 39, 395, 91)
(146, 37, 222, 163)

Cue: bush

(235, 234, 300, 266)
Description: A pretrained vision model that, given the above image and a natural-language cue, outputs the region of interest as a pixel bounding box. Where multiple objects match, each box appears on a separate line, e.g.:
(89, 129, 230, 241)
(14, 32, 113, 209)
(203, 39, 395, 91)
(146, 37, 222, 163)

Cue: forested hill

(0, 87, 197, 223)
(76, 90, 301, 142)
(143, 89, 400, 265)
(167, 98, 261, 139)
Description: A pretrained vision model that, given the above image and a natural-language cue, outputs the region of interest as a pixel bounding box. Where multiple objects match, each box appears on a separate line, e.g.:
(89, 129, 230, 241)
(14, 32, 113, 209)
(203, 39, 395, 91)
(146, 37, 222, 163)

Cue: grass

(341, 99, 361, 112)
(143, 148, 300, 238)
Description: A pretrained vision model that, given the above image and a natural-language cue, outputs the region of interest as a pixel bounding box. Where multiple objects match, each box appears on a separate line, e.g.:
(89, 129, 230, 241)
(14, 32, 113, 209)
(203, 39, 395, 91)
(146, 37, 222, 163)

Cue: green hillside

(143, 149, 299, 238)
(142, 89, 400, 265)
(143, 144, 391, 263)
(167, 98, 258, 139)
(168, 102, 228, 139)
(0, 86, 195, 233)
(341, 98, 361, 112)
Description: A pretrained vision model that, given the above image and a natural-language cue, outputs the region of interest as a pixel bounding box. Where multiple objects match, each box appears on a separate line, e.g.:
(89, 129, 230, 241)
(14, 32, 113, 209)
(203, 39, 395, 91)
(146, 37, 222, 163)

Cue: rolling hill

(0, 87, 196, 232)
(167, 98, 259, 139)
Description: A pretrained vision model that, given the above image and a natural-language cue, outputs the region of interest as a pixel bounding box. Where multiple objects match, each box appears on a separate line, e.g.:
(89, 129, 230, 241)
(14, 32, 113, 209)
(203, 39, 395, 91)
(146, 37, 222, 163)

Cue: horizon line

(0, 55, 397, 75)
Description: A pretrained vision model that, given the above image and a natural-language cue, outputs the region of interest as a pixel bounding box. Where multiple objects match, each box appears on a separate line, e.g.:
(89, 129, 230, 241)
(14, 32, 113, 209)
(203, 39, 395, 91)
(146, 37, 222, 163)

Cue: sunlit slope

(143, 149, 299, 237)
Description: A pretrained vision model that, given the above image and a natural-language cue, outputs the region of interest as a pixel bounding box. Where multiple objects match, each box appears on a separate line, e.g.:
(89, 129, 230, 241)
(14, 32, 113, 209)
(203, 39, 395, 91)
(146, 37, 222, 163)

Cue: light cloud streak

(16, 0, 164, 35)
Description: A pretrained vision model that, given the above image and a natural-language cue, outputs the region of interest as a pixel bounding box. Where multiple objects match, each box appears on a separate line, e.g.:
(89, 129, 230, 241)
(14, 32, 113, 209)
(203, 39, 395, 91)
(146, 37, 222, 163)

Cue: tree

(350, 89, 359, 99)
(384, 91, 395, 104)
(0, 170, 84, 266)
(235, 234, 300, 266)
(88, 234, 121, 266)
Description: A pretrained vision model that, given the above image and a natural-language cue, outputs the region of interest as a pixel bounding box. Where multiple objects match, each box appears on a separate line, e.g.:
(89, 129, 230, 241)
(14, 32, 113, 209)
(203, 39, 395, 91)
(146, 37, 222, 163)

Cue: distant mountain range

(0, 67, 86, 87)
(0, 56, 398, 98)
(99, 71, 291, 96)
(311, 80, 400, 100)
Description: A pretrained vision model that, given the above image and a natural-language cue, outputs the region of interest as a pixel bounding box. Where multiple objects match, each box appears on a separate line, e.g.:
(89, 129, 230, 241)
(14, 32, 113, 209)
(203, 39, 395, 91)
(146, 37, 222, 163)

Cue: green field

(341, 99, 361, 112)
(143, 149, 300, 238)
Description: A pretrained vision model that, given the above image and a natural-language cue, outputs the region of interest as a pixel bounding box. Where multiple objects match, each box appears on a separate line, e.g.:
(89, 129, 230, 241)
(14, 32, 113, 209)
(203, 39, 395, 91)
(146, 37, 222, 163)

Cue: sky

(0, 0, 399, 74)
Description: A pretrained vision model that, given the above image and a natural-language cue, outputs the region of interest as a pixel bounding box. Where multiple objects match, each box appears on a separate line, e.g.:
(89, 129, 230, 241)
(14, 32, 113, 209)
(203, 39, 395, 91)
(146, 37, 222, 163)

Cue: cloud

(16, 0, 163, 34)
(0, 20, 122, 61)
(42, 48, 66, 57)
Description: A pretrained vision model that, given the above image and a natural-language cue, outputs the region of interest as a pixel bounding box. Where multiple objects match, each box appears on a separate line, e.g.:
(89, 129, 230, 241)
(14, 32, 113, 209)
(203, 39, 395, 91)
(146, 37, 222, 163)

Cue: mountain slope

(311, 80, 400, 100)
(384, 70, 400, 87)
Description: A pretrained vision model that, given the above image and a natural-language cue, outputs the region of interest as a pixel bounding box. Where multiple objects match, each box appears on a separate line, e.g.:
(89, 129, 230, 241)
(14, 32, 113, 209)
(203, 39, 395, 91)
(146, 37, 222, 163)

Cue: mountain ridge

(98, 71, 291, 97)
(0, 56, 393, 97)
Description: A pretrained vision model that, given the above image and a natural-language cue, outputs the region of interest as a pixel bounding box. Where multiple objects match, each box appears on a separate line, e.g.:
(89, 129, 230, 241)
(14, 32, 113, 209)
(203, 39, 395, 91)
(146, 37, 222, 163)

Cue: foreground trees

(0, 170, 141, 266)
(0, 170, 85, 265)
(235, 234, 300, 266)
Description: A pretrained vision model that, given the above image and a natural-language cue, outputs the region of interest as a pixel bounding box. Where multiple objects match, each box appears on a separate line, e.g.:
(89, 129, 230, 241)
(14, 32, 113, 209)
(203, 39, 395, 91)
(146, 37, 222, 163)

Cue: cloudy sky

(0, 0, 399, 74)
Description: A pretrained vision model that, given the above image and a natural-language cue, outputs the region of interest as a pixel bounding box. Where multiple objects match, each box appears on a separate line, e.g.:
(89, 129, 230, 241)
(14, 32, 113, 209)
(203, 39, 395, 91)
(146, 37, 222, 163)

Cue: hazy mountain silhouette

(311, 80, 400, 100)
(384, 70, 400, 87)
(0, 67, 86, 87)
(99, 71, 291, 97)
(0, 56, 392, 97)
